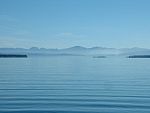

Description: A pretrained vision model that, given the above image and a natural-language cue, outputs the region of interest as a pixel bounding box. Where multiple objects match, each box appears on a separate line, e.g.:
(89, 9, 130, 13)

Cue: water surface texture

(0, 56, 150, 113)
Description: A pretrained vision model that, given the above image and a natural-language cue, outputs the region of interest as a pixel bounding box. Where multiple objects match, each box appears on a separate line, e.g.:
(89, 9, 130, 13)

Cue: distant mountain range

(0, 46, 150, 56)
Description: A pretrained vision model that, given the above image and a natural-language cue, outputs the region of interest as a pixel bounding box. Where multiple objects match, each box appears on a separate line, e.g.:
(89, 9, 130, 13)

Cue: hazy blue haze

(1, 0, 150, 113)
(0, 56, 150, 113)
(1, 0, 150, 48)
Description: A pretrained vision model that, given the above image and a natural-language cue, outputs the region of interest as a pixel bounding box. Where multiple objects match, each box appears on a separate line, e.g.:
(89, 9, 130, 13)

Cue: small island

(93, 56, 106, 58)
(0, 54, 27, 58)
(128, 55, 150, 58)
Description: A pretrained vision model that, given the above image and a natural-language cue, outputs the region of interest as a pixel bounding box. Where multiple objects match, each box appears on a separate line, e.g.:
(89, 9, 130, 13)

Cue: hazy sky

(0, 0, 150, 48)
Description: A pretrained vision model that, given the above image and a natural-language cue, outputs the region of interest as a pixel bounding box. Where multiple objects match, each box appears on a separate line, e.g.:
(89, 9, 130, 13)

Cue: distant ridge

(0, 46, 150, 56)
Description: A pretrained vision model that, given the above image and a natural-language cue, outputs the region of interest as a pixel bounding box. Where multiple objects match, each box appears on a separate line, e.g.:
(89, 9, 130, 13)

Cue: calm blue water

(0, 56, 150, 113)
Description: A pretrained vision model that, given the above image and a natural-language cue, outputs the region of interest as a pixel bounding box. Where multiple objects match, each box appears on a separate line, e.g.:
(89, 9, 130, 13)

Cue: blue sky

(0, 0, 150, 48)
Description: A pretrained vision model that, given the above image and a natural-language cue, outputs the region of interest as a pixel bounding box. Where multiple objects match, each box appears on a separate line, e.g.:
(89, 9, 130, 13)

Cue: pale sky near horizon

(0, 0, 150, 48)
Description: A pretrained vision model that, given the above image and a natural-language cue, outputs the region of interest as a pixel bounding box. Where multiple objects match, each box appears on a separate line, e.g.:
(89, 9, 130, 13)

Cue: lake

(0, 56, 150, 113)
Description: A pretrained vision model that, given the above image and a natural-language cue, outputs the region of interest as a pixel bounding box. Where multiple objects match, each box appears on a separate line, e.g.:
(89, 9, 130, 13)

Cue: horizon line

(0, 46, 149, 50)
